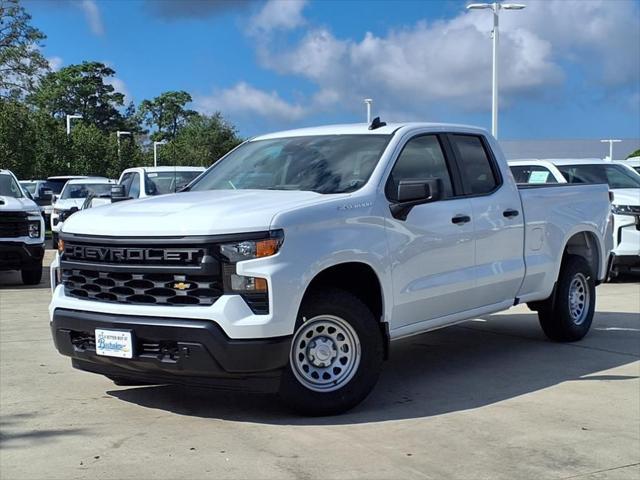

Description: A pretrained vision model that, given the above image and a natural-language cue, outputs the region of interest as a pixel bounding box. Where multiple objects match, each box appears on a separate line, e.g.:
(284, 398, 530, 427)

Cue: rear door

(385, 134, 476, 328)
(447, 134, 525, 307)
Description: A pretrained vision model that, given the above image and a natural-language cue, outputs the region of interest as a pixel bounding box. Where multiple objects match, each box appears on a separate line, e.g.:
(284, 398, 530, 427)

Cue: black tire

(21, 264, 43, 285)
(279, 288, 384, 416)
(106, 376, 152, 387)
(51, 234, 58, 250)
(538, 255, 595, 342)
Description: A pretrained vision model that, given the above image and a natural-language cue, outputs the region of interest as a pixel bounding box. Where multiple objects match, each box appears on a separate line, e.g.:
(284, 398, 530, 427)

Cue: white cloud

(248, 0, 306, 36)
(78, 0, 105, 36)
(238, 0, 638, 122)
(194, 82, 306, 122)
(106, 76, 131, 103)
(47, 56, 64, 72)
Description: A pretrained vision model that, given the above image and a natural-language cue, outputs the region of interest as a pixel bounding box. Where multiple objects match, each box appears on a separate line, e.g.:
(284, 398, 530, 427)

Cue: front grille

(61, 238, 224, 307)
(62, 269, 223, 306)
(0, 212, 28, 238)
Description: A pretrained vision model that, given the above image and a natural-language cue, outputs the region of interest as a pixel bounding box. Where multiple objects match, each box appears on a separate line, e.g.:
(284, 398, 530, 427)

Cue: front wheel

(538, 255, 596, 342)
(279, 289, 384, 416)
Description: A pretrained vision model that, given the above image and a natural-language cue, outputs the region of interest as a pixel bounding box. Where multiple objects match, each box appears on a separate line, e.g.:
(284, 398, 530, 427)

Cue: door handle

(451, 214, 471, 225)
(503, 209, 519, 218)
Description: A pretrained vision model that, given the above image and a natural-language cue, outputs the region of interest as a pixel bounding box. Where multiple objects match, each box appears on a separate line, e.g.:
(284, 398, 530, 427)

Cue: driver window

(386, 135, 453, 201)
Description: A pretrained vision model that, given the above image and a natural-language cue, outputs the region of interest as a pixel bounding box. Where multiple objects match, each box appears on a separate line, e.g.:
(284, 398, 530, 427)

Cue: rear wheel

(538, 255, 595, 342)
(21, 264, 42, 285)
(279, 289, 384, 416)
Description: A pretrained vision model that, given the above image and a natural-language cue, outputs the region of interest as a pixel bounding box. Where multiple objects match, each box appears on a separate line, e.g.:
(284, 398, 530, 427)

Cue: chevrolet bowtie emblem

(173, 282, 191, 290)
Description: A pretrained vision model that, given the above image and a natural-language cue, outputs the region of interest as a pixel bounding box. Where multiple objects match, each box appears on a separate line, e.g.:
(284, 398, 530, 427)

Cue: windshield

(557, 164, 640, 189)
(145, 171, 202, 195)
(190, 135, 391, 194)
(46, 179, 70, 194)
(20, 182, 37, 195)
(61, 183, 112, 199)
(0, 174, 24, 198)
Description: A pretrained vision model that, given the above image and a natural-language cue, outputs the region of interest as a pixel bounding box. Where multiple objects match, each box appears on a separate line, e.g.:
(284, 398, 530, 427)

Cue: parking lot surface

(1, 252, 638, 480)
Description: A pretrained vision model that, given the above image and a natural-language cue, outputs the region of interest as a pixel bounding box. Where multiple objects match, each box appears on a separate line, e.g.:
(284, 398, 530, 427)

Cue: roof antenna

(368, 116, 387, 130)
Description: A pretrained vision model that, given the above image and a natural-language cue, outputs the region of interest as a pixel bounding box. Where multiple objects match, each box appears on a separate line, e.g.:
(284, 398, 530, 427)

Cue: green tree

(138, 90, 196, 141)
(158, 112, 242, 167)
(627, 149, 640, 159)
(28, 61, 125, 131)
(0, 0, 49, 99)
(0, 99, 37, 177)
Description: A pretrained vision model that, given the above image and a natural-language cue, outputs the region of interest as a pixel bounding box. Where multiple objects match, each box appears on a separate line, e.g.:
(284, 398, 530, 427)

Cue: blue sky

(26, 0, 640, 140)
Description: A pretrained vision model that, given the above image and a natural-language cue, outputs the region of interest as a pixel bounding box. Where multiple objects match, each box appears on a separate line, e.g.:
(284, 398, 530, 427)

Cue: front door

(385, 134, 476, 330)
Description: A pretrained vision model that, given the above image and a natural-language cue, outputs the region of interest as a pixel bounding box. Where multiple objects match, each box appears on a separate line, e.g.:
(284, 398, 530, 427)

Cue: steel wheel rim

(569, 273, 589, 325)
(290, 315, 361, 392)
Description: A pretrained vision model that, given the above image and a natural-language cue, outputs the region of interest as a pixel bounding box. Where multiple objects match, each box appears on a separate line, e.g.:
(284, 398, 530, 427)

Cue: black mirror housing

(110, 184, 129, 202)
(390, 178, 441, 221)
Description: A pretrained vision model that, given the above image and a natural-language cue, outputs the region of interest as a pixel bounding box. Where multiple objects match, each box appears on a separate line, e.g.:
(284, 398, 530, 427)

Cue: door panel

(387, 198, 476, 328)
(448, 134, 525, 306)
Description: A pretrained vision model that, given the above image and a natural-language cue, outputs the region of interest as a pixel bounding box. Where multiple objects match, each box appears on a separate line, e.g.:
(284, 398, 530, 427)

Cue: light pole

(117, 131, 132, 162)
(66, 114, 83, 136)
(364, 98, 373, 124)
(466, 2, 526, 139)
(600, 139, 621, 161)
(153, 140, 167, 167)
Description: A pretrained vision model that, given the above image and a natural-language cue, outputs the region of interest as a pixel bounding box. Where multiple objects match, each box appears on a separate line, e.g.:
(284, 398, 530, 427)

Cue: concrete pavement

(0, 254, 638, 479)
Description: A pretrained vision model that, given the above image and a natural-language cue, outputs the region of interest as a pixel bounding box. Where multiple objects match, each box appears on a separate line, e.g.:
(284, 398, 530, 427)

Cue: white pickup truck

(1, 169, 46, 284)
(50, 122, 612, 415)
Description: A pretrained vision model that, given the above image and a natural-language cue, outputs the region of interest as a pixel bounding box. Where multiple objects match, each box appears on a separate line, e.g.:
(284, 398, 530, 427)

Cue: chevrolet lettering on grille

(65, 245, 203, 263)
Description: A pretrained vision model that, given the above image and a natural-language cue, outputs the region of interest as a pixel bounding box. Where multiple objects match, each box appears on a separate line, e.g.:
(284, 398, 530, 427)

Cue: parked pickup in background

(1, 169, 45, 285)
(509, 158, 640, 277)
(50, 122, 612, 415)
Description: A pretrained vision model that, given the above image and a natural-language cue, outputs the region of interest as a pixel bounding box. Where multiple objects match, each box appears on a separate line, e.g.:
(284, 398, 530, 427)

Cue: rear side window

(510, 165, 558, 184)
(386, 135, 454, 200)
(450, 135, 499, 195)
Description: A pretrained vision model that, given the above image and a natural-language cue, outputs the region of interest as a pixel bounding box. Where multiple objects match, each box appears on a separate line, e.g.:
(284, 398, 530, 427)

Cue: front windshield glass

(20, 182, 37, 195)
(190, 134, 391, 194)
(61, 183, 112, 199)
(145, 171, 202, 195)
(557, 164, 640, 189)
(0, 174, 24, 198)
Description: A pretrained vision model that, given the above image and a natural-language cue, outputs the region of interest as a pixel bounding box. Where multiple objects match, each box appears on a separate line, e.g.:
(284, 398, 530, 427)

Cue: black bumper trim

(51, 309, 292, 391)
(0, 242, 45, 270)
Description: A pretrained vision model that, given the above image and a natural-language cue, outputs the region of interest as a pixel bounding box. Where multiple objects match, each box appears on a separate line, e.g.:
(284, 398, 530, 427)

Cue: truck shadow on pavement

(108, 310, 640, 425)
(0, 267, 51, 290)
(0, 413, 85, 449)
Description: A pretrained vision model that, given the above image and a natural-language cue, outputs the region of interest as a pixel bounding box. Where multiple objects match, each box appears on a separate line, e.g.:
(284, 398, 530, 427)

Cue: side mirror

(110, 184, 129, 203)
(390, 178, 441, 221)
(51, 193, 59, 204)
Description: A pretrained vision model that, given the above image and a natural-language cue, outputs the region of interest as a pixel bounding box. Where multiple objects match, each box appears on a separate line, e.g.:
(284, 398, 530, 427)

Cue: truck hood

(62, 189, 331, 236)
(0, 195, 39, 212)
(612, 188, 640, 206)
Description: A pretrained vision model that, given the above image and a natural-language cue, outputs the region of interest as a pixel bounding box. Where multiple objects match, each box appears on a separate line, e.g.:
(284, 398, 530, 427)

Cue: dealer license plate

(95, 329, 133, 359)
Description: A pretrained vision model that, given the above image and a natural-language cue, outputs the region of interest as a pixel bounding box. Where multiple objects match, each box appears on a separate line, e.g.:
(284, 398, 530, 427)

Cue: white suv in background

(509, 158, 640, 276)
(51, 178, 116, 248)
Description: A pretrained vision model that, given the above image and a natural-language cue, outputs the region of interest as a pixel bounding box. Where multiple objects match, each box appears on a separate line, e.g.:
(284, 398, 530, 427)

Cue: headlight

(26, 209, 41, 217)
(220, 231, 284, 262)
(611, 204, 637, 215)
(28, 222, 40, 238)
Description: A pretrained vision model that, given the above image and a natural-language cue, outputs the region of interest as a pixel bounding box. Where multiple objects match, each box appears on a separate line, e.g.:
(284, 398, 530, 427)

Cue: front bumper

(51, 308, 292, 392)
(0, 241, 45, 271)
